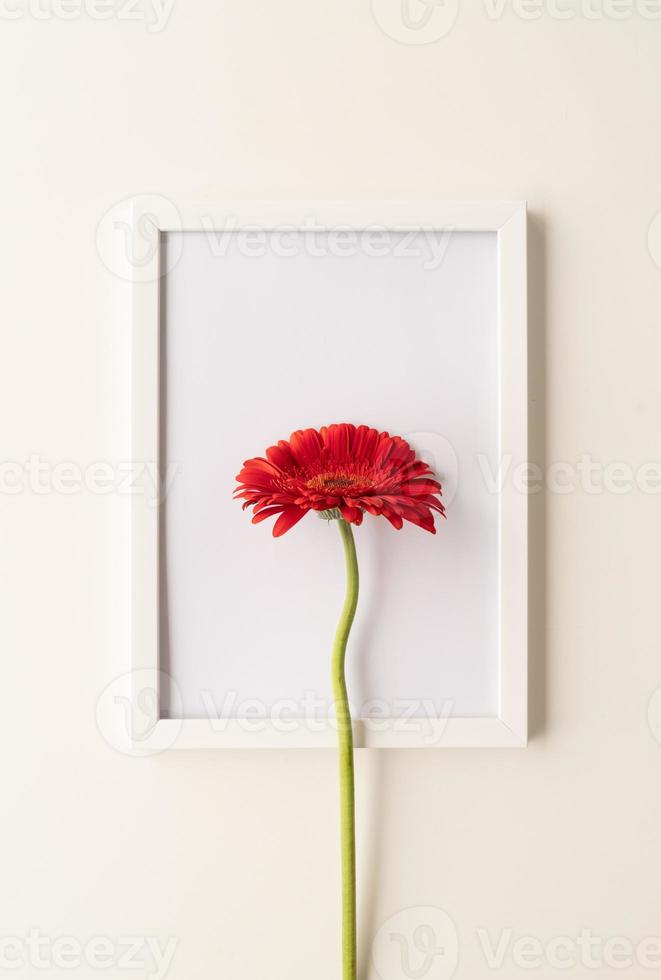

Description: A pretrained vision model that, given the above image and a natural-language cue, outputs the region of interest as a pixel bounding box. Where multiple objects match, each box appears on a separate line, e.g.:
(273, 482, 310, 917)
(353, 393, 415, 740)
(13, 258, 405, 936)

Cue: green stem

(331, 518, 359, 980)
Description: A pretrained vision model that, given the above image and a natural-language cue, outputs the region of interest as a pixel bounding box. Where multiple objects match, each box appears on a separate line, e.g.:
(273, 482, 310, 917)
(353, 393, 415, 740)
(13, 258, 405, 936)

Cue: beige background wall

(2, 3, 661, 978)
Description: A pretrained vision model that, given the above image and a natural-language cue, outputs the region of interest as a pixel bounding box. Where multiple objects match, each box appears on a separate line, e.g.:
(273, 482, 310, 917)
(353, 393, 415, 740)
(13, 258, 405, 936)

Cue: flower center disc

(305, 471, 373, 493)
(322, 478, 354, 489)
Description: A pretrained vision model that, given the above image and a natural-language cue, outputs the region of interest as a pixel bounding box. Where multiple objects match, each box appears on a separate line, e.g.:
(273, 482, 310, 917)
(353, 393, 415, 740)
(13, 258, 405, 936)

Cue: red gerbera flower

(234, 423, 445, 537)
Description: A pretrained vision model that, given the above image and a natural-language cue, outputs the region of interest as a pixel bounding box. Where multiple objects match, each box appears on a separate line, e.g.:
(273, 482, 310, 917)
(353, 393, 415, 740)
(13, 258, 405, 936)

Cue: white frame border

(131, 200, 528, 750)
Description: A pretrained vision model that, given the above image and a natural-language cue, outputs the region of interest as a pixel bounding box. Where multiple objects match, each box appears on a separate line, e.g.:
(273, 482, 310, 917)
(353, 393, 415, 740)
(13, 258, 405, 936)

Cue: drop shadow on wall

(357, 216, 548, 974)
(159, 236, 173, 717)
(357, 748, 386, 980)
(527, 215, 548, 740)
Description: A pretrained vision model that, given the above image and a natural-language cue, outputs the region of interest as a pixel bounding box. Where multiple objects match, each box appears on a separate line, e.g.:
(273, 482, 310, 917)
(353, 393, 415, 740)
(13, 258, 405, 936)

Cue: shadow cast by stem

(349, 525, 390, 979)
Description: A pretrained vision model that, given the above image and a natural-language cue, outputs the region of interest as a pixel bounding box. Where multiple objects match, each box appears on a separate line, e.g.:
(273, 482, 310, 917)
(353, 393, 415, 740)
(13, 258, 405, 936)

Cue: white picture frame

(130, 200, 527, 750)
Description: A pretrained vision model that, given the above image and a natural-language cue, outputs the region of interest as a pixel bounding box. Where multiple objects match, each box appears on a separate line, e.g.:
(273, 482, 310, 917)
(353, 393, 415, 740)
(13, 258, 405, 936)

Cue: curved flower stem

(332, 518, 359, 980)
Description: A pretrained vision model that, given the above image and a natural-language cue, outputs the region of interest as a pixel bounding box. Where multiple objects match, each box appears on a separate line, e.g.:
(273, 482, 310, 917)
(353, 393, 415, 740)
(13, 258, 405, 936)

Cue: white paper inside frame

(159, 229, 499, 722)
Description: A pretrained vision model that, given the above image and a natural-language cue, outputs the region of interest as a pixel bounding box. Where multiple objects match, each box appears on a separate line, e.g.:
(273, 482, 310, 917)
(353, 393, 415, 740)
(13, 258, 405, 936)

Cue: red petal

(289, 429, 323, 466)
(252, 498, 282, 514)
(236, 461, 280, 489)
(251, 506, 288, 524)
(358, 498, 382, 516)
(401, 479, 442, 496)
(272, 506, 308, 537)
(240, 457, 279, 475)
(320, 423, 353, 461)
(386, 438, 415, 471)
(266, 442, 295, 470)
(351, 425, 380, 463)
(402, 510, 436, 533)
(372, 433, 393, 468)
(390, 460, 434, 480)
(339, 504, 362, 525)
